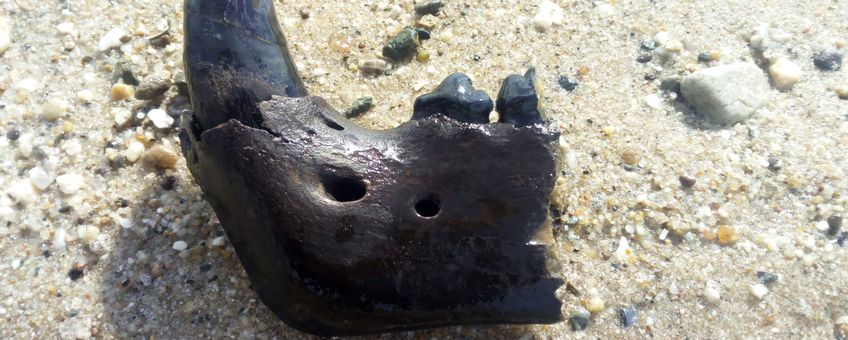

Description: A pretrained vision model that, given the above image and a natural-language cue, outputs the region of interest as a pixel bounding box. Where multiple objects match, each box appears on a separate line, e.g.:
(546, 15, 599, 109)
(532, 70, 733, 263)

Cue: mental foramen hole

(323, 176, 366, 202)
(414, 195, 441, 218)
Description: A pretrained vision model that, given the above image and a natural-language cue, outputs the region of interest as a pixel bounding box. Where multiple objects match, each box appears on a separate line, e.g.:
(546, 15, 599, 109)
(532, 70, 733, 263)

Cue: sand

(0, 0, 846, 339)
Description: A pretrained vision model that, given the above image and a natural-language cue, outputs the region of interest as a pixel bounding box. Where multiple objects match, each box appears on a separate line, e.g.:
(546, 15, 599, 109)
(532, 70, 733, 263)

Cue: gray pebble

(679, 175, 696, 189)
(360, 59, 388, 75)
(569, 309, 590, 331)
(345, 96, 374, 118)
(757, 271, 779, 286)
(813, 48, 843, 71)
(641, 39, 657, 50)
(382, 27, 419, 60)
(135, 74, 172, 100)
(619, 308, 637, 328)
(767, 157, 782, 171)
(415, 0, 445, 16)
(827, 215, 843, 237)
(681, 62, 769, 125)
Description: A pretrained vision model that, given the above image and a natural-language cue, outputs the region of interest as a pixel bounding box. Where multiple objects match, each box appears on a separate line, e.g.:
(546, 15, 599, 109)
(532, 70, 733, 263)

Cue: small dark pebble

(298, 8, 311, 19)
(644, 74, 658, 81)
(767, 157, 782, 171)
(619, 308, 637, 328)
(108, 156, 126, 170)
(416, 29, 431, 40)
(414, 0, 445, 16)
(58, 206, 72, 214)
(161, 176, 177, 191)
(199, 263, 213, 272)
(116, 60, 140, 86)
(345, 96, 374, 118)
(68, 268, 84, 281)
(471, 54, 482, 62)
(827, 215, 843, 237)
(641, 39, 657, 50)
(570, 314, 590, 331)
(756, 271, 779, 286)
(382, 27, 419, 60)
(120, 198, 129, 208)
(149, 34, 171, 48)
(636, 54, 653, 63)
(6, 128, 20, 141)
(697, 52, 712, 62)
(813, 48, 843, 71)
(679, 175, 697, 189)
(558, 75, 579, 92)
(838, 232, 847, 246)
(566, 282, 581, 296)
(43, 250, 50, 258)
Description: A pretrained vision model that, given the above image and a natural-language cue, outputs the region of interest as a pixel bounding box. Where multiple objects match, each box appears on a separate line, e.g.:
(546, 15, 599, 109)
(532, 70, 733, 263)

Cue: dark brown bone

(181, 0, 563, 335)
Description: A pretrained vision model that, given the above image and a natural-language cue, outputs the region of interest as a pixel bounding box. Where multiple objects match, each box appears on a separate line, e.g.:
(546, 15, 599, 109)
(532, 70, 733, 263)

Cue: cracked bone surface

(181, 0, 563, 335)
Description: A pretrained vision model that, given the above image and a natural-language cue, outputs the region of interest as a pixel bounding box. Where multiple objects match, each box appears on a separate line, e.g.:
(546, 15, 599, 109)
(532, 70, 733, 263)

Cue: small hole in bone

(414, 195, 441, 218)
(322, 176, 366, 202)
(324, 118, 345, 131)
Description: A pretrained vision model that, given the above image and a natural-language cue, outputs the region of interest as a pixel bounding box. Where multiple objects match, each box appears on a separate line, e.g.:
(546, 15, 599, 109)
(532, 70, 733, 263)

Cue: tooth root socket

(497, 67, 545, 127)
(412, 73, 494, 124)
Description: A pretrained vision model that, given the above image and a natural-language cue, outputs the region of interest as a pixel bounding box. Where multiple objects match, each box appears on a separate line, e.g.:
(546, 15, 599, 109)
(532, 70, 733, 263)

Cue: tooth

(412, 73, 494, 123)
(496, 67, 545, 127)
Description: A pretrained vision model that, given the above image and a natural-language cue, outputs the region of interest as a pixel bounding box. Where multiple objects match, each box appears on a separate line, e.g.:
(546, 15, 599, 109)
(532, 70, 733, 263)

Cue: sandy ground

(0, 0, 846, 339)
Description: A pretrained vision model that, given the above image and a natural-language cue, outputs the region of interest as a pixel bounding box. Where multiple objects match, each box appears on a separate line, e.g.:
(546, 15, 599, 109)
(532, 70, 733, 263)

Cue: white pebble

(769, 57, 803, 90)
(56, 173, 84, 195)
(7, 180, 36, 204)
(837, 315, 848, 325)
(703, 283, 721, 304)
(56, 22, 76, 36)
(211, 236, 227, 247)
(147, 109, 174, 129)
(112, 108, 132, 128)
(80, 226, 100, 243)
(816, 220, 830, 232)
(125, 140, 146, 162)
(53, 227, 67, 251)
(0, 15, 10, 54)
(749, 283, 769, 299)
(14, 78, 39, 92)
(41, 98, 69, 121)
(98, 28, 126, 52)
(614, 236, 634, 263)
(28, 167, 54, 190)
(533, 0, 564, 32)
(76, 89, 94, 103)
(644, 94, 664, 109)
(172, 240, 188, 251)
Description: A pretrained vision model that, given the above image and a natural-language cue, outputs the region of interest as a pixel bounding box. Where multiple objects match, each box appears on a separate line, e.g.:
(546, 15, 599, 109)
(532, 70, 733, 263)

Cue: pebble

(111, 83, 134, 101)
(767, 157, 782, 171)
(41, 98, 69, 121)
(360, 59, 387, 75)
(56, 173, 84, 195)
(813, 48, 842, 71)
(716, 225, 737, 245)
(636, 54, 653, 63)
(172, 240, 188, 251)
(769, 57, 803, 89)
(749, 283, 769, 299)
(98, 28, 126, 51)
(681, 62, 769, 125)
(614, 236, 634, 263)
(533, 0, 564, 32)
(76, 89, 94, 103)
(135, 74, 172, 100)
(621, 147, 641, 166)
(112, 108, 132, 128)
(8, 180, 37, 204)
(558, 75, 579, 92)
(345, 96, 374, 118)
(0, 15, 10, 54)
(28, 167, 53, 190)
(619, 308, 637, 328)
(125, 140, 146, 163)
(584, 296, 605, 313)
(697, 52, 712, 63)
(53, 227, 67, 251)
(640, 39, 657, 50)
(569, 307, 591, 331)
(414, 0, 445, 16)
(756, 271, 779, 286)
(143, 144, 178, 168)
(147, 108, 174, 129)
(679, 175, 697, 189)
(703, 283, 721, 304)
(68, 268, 84, 281)
(382, 27, 420, 60)
(827, 215, 843, 236)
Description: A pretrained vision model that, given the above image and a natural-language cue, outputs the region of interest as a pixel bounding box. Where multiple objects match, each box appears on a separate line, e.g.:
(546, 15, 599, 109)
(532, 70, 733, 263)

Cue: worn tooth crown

(497, 67, 545, 127)
(182, 0, 562, 336)
(413, 73, 494, 123)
